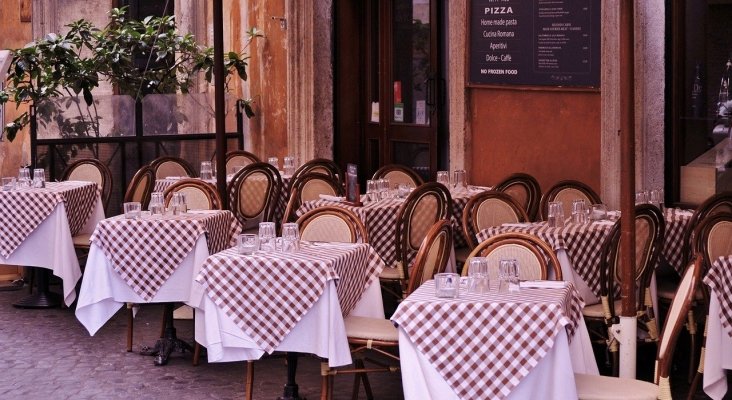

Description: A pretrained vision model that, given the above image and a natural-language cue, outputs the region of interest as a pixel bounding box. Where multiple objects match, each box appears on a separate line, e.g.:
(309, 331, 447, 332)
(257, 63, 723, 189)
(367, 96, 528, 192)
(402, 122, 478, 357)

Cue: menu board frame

(466, 0, 601, 90)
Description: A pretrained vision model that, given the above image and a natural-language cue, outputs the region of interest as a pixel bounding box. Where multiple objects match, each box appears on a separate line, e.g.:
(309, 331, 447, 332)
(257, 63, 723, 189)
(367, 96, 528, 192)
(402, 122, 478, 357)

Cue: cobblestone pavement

(0, 286, 404, 400)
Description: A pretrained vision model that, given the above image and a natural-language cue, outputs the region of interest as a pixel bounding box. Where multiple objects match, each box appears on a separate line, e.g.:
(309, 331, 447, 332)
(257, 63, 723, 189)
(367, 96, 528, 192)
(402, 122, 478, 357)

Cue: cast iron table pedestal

(13, 267, 62, 308)
(142, 303, 193, 366)
(278, 352, 305, 400)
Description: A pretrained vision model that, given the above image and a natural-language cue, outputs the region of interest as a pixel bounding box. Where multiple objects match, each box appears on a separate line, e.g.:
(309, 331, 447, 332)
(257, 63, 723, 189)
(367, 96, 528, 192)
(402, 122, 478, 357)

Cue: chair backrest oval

(462, 232, 561, 281)
(372, 164, 424, 188)
(123, 165, 155, 210)
(462, 191, 529, 248)
(225, 150, 261, 173)
(291, 158, 342, 184)
(296, 206, 367, 243)
(540, 180, 602, 221)
(150, 156, 195, 179)
(227, 162, 281, 229)
(694, 212, 732, 271)
(683, 191, 732, 265)
(293, 172, 343, 202)
(163, 179, 222, 210)
(494, 173, 541, 221)
(406, 219, 453, 295)
(62, 158, 113, 209)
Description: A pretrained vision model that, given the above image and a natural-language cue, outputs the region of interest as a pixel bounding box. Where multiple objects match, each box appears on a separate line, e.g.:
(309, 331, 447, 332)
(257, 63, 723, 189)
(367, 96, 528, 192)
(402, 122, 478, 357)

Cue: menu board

(469, 0, 601, 87)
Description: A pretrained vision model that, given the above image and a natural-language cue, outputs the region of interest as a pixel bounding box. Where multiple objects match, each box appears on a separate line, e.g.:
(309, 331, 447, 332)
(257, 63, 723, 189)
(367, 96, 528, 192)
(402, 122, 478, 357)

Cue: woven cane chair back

(406, 220, 453, 295)
(150, 156, 195, 179)
(123, 165, 155, 210)
(540, 180, 602, 221)
(297, 206, 368, 244)
(291, 158, 342, 184)
(682, 191, 732, 266)
(62, 158, 113, 209)
(225, 150, 261, 173)
(228, 162, 281, 229)
(462, 191, 529, 248)
(494, 173, 541, 221)
(462, 232, 561, 281)
(163, 179, 222, 210)
(372, 164, 424, 188)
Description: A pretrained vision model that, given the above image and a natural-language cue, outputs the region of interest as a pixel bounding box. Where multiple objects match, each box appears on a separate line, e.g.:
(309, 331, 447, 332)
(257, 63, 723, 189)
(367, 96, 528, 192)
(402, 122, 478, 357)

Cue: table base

(141, 303, 194, 366)
(12, 268, 62, 309)
(277, 352, 306, 400)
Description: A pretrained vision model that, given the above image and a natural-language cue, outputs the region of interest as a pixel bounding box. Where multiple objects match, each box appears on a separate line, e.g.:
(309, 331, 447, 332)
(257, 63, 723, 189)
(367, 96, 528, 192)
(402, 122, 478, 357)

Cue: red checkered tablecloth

(703, 256, 732, 338)
(194, 242, 385, 353)
(662, 208, 693, 274)
(477, 221, 614, 297)
(297, 199, 406, 267)
(0, 181, 99, 258)
(391, 281, 584, 400)
(90, 211, 241, 301)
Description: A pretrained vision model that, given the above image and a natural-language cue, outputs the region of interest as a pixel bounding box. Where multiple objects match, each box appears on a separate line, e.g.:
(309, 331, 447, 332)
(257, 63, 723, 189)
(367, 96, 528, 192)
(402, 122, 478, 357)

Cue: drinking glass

(258, 222, 277, 251)
(571, 199, 588, 224)
(547, 201, 565, 228)
(281, 222, 301, 252)
(434, 273, 460, 298)
(649, 189, 664, 209)
(452, 170, 467, 190)
(124, 202, 142, 219)
(170, 192, 187, 215)
(397, 182, 413, 199)
(200, 161, 213, 181)
(635, 190, 648, 205)
(499, 259, 520, 293)
(366, 180, 378, 202)
(436, 171, 450, 187)
(379, 178, 391, 199)
(2, 177, 16, 191)
(268, 157, 279, 170)
(468, 257, 489, 294)
(18, 167, 31, 188)
(32, 169, 46, 188)
(149, 192, 165, 216)
(590, 203, 607, 221)
(237, 234, 259, 255)
(283, 156, 296, 177)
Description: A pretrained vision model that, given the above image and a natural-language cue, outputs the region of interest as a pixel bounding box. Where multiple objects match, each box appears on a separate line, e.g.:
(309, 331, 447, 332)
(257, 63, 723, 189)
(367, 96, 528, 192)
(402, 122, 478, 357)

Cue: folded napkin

(519, 280, 568, 289)
(165, 176, 183, 180)
(319, 194, 346, 202)
(606, 210, 621, 218)
(501, 223, 533, 228)
(591, 220, 616, 226)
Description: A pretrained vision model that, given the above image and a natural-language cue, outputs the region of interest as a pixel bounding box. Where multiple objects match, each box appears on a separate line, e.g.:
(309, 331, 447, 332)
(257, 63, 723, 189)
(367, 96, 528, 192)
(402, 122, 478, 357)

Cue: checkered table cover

(194, 242, 385, 353)
(703, 256, 732, 338)
(90, 210, 240, 301)
(391, 280, 584, 400)
(477, 222, 614, 297)
(296, 199, 406, 267)
(662, 208, 693, 274)
(0, 181, 99, 258)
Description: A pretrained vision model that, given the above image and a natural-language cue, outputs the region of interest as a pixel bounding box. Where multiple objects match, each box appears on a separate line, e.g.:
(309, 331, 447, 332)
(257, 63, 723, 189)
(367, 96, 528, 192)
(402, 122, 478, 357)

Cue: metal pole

(618, 0, 637, 379)
(213, 0, 228, 209)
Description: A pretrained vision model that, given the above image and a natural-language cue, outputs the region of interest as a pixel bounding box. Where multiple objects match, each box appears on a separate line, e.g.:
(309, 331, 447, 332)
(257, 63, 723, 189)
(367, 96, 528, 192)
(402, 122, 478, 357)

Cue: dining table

(391, 280, 598, 400)
(702, 255, 732, 399)
(75, 209, 240, 365)
(190, 241, 385, 398)
(0, 180, 103, 308)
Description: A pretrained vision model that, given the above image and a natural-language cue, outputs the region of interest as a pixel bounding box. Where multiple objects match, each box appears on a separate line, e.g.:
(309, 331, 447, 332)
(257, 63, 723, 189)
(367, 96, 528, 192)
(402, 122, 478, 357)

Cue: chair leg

(245, 360, 254, 400)
(192, 343, 201, 366)
(160, 305, 168, 338)
(686, 310, 698, 383)
(126, 303, 134, 352)
(320, 361, 330, 400)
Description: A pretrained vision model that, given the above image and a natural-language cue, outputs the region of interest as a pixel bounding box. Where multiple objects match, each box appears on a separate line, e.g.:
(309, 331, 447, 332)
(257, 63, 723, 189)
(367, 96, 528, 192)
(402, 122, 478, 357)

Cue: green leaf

(82, 87, 93, 106)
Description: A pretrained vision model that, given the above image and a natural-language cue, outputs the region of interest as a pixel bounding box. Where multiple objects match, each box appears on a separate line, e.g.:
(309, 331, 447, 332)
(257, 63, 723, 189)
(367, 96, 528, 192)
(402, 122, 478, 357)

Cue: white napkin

(165, 176, 183, 180)
(520, 280, 568, 289)
(591, 220, 616, 226)
(606, 210, 621, 218)
(319, 194, 345, 202)
(501, 223, 533, 228)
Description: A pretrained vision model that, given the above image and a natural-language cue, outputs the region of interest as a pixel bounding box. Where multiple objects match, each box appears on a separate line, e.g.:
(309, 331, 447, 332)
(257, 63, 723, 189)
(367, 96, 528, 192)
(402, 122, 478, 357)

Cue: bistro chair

(539, 180, 602, 221)
(290, 158, 342, 184)
(122, 165, 155, 211)
(150, 156, 195, 179)
(296, 206, 368, 243)
(458, 191, 529, 265)
(687, 212, 732, 395)
(227, 162, 282, 232)
(379, 182, 452, 301)
(282, 172, 344, 225)
(493, 172, 542, 221)
(62, 158, 113, 210)
(223, 150, 261, 174)
(372, 164, 424, 188)
(582, 204, 665, 376)
(163, 178, 222, 210)
(679, 191, 732, 269)
(575, 254, 703, 400)
(321, 219, 453, 400)
(460, 232, 562, 281)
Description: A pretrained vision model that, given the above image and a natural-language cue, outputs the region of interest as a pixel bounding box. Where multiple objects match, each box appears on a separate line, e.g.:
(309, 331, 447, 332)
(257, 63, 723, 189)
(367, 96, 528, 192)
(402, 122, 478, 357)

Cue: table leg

(140, 303, 193, 366)
(12, 267, 62, 309)
(278, 352, 306, 400)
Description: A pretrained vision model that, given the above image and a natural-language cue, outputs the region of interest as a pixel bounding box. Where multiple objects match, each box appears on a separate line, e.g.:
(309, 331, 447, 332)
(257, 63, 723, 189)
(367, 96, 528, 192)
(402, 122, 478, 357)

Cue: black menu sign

(469, 0, 600, 87)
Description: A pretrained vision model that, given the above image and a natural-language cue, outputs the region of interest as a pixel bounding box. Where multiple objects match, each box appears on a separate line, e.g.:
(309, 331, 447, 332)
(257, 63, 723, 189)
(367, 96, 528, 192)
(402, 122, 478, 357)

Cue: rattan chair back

(62, 158, 113, 209)
(297, 206, 368, 243)
(224, 150, 261, 174)
(163, 178, 222, 210)
(462, 232, 561, 281)
(291, 158, 342, 184)
(462, 191, 529, 249)
(406, 219, 453, 295)
(123, 165, 155, 211)
(682, 191, 732, 266)
(372, 164, 424, 188)
(227, 162, 282, 229)
(150, 156, 195, 179)
(494, 173, 541, 221)
(540, 180, 602, 221)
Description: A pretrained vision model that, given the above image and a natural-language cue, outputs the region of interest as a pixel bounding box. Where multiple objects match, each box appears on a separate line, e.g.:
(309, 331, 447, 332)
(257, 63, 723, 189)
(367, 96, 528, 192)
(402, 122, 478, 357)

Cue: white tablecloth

(704, 291, 732, 399)
(191, 278, 384, 367)
(399, 319, 598, 400)
(0, 197, 104, 306)
(75, 236, 210, 335)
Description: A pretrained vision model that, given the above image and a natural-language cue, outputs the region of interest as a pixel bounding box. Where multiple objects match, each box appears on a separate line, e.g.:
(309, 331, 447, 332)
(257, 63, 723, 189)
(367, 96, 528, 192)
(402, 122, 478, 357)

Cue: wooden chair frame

(539, 180, 602, 221)
(283, 172, 344, 225)
(493, 172, 541, 222)
(224, 150, 261, 172)
(123, 165, 155, 211)
(291, 158, 343, 185)
(227, 162, 282, 228)
(681, 191, 732, 267)
(163, 178, 222, 210)
(62, 158, 113, 210)
(150, 156, 195, 179)
(372, 164, 424, 188)
(296, 206, 368, 243)
(461, 232, 562, 280)
(461, 190, 529, 249)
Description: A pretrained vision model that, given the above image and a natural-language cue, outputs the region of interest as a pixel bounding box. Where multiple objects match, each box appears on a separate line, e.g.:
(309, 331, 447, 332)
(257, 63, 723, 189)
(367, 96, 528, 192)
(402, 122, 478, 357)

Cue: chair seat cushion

(582, 300, 622, 319)
(72, 233, 92, 248)
(574, 373, 657, 400)
(345, 316, 399, 343)
(379, 267, 402, 280)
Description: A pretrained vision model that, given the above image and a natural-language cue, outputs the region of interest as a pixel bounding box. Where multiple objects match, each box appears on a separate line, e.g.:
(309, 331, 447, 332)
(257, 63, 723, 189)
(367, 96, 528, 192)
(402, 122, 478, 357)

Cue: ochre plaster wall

(469, 88, 602, 194)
